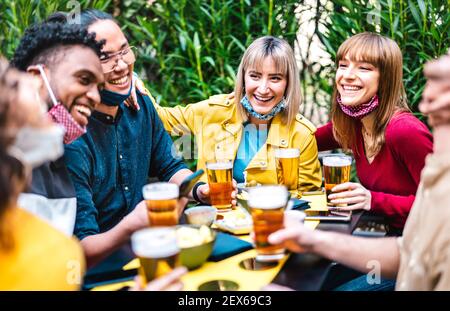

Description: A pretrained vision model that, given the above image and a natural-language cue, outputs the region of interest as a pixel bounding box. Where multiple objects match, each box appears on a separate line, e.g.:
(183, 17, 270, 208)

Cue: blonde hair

(234, 36, 301, 125)
(331, 32, 409, 153)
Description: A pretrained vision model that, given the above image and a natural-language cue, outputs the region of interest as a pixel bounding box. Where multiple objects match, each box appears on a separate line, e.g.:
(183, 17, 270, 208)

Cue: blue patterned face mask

(240, 95, 286, 121)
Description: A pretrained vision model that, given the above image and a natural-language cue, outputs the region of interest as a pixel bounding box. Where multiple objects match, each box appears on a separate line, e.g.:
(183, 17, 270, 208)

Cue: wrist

(192, 182, 207, 204)
(309, 230, 331, 254)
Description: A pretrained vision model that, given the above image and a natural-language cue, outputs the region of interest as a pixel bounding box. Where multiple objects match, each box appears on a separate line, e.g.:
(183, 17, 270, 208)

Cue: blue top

(64, 91, 187, 240)
(233, 123, 268, 183)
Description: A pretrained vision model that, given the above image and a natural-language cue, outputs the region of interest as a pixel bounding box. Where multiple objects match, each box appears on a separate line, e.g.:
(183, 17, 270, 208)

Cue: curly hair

(10, 21, 104, 72)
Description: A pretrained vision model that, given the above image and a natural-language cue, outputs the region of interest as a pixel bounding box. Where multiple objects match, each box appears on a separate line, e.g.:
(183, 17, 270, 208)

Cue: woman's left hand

(327, 182, 372, 211)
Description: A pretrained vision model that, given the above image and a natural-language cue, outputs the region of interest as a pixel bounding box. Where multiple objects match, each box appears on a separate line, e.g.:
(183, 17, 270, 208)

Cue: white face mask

(8, 124, 65, 168)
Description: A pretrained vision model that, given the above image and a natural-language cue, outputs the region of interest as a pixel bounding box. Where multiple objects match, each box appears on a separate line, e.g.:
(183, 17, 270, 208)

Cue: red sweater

(316, 112, 433, 229)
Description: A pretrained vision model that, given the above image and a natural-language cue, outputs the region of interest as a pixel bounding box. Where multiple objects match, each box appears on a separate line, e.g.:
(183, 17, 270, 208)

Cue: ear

(26, 65, 50, 103)
(26, 65, 42, 76)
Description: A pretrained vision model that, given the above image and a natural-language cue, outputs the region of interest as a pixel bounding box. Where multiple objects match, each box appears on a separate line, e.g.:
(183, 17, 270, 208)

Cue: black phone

(179, 169, 205, 198)
(304, 210, 352, 222)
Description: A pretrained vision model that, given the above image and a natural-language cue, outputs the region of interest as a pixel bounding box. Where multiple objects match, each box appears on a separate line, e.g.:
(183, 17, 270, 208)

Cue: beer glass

(206, 160, 233, 212)
(275, 148, 300, 191)
(131, 227, 180, 287)
(248, 185, 288, 262)
(143, 182, 179, 226)
(322, 155, 352, 207)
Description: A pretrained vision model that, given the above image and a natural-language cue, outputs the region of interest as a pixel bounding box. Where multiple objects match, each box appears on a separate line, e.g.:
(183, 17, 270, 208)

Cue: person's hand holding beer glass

(205, 160, 237, 212)
(249, 185, 289, 262)
(323, 155, 371, 211)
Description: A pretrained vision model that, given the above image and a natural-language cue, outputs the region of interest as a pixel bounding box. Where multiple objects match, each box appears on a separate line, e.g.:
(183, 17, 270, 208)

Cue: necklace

(361, 127, 377, 162)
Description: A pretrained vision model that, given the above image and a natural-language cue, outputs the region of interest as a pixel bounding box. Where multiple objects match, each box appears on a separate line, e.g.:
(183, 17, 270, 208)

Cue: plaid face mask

(37, 65, 86, 144)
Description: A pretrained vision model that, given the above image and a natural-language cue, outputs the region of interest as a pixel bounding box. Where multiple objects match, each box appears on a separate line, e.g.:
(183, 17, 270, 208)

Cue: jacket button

(260, 161, 266, 166)
(280, 139, 287, 146)
(216, 145, 220, 150)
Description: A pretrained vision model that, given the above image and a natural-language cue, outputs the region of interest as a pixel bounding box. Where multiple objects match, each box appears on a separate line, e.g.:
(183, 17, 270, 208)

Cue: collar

(92, 106, 123, 124)
(216, 104, 290, 147)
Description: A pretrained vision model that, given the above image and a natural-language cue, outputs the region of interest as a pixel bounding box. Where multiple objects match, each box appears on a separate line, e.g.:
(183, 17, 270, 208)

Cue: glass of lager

(275, 148, 300, 192)
(322, 155, 352, 207)
(248, 185, 288, 262)
(131, 227, 180, 287)
(206, 160, 233, 212)
(143, 182, 179, 226)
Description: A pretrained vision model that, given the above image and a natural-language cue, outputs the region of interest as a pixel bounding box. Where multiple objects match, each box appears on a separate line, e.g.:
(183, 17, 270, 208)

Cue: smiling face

(47, 46, 104, 127)
(336, 55, 380, 107)
(88, 19, 133, 95)
(244, 57, 287, 118)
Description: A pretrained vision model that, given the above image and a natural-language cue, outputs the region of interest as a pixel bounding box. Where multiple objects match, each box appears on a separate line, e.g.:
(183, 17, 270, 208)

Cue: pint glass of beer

(275, 148, 300, 191)
(206, 160, 233, 212)
(143, 182, 179, 226)
(248, 185, 288, 262)
(131, 227, 180, 287)
(322, 155, 352, 207)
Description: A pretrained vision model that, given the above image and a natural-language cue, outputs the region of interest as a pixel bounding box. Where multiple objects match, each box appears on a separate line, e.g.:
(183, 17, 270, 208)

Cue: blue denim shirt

(64, 92, 187, 240)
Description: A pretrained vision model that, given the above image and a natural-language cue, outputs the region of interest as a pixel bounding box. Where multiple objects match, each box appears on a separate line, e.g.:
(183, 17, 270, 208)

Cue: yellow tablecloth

(92, 193, 326, 291)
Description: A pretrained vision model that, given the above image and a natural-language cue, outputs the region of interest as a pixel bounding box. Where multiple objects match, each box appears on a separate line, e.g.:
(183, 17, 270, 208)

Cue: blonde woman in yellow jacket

(141, 36, 322, 197)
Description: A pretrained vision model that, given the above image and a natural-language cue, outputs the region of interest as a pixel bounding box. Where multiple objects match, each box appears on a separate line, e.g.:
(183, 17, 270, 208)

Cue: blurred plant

(0, 0, 112, 59)
(311, 0, 449, 120)
(118, 0, 301, 107)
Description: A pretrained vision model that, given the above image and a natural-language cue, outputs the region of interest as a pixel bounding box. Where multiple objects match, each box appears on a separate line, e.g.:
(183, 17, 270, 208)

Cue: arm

(369, 118, 433, 221)
(79, 201, 148, 268)
(269, 220, 400, 279)
(65, 145, 149, 268)
(315, 122, 341, 151)
(151, 97, 209, 136)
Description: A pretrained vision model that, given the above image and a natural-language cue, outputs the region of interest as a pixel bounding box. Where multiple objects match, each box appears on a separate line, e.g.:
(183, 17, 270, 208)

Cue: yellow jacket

(153, 94, 322, 194)
(0, 207, 84, 290)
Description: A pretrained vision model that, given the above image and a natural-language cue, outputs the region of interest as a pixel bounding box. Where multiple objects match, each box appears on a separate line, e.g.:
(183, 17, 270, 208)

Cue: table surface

(82, 195, 364, 291)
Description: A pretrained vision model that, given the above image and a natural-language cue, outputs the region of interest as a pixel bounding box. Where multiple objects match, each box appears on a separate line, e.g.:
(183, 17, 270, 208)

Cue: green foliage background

(0, 0, 448, 118)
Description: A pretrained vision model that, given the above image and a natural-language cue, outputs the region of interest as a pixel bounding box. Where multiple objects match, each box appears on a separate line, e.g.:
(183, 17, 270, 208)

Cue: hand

(420, 54, 450, 127)
(327, 182, 371, 211)
(197, 180, 237, 208)
(268, 217, 318, 253)
(131, 267, 188, 291)
(122, 200, 149, 234)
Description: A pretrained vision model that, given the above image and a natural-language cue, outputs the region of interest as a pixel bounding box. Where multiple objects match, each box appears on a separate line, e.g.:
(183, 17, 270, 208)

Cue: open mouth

(108, 74, 129, 87)
(253, 94, 274, 103)
(71, 104, 92, 127)
(341, 85, 362, 92)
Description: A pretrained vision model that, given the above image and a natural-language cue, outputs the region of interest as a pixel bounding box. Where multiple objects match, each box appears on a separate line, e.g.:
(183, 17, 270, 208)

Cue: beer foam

(206, 161, 233, 170)
(275, 148, 300, 158)
(131, 228, 179, 258)
(323, 156, 352, 167)
(142, 182, 179, 200)
(248, 185, 288, 209)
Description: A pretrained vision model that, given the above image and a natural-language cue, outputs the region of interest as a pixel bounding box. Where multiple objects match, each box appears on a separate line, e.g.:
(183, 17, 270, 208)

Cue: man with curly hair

(11, 21, 105, 236)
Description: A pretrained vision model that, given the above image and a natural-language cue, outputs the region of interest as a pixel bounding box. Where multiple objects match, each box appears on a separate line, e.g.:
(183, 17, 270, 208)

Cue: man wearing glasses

(58, 10, 222, 268)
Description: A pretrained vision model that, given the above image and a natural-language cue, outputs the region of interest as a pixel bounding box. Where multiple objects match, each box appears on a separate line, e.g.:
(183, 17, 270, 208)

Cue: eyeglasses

(99, 46, 136, 73)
